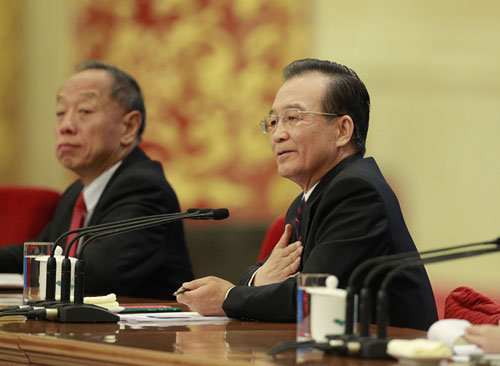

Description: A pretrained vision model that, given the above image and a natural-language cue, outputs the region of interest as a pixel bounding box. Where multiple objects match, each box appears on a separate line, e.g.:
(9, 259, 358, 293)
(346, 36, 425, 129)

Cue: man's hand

(464, 324, 500, 353)
(253, 224, 302, 286)
(176, 276, 234, 316)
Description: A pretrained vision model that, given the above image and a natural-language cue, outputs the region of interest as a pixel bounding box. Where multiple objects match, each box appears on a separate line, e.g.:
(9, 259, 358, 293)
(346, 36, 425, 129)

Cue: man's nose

(271, 117, 289, 141)
(57, 112, 77, 134)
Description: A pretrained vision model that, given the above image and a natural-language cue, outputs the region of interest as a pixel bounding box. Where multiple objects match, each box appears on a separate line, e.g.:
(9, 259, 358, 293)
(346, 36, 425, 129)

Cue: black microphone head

(212, 208, 229, 220)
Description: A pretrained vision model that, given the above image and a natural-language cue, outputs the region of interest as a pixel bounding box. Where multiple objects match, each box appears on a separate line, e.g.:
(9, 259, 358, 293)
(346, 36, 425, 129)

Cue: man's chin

(277, 166, 296, 180)
(57, 157, 80, 172)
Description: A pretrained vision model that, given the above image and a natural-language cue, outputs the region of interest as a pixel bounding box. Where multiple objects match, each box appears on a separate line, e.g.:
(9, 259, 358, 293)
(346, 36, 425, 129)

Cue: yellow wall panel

(0, 0, 21, 181)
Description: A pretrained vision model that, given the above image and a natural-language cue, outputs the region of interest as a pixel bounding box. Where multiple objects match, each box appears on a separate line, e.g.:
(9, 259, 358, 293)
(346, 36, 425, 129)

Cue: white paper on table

(0, 293, 23, 306)
(0, 274, 23, 288)
(119, 311, 233, 327)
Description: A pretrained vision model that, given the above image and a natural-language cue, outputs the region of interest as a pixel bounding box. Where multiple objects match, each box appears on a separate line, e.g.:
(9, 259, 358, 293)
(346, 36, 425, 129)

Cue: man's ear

(120, 110, 142, 146)
(335, 115, 355, 148)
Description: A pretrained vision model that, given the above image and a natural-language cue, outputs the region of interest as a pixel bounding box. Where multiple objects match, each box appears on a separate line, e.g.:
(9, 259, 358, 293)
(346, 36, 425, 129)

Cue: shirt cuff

(247, 269, 259, 286)
(224, 286, 235, 300)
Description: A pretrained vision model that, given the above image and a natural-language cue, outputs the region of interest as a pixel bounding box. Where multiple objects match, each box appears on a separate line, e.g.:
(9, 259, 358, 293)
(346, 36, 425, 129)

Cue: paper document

(119, 311, 232, 327)
(0, 274, 23, 288)
(0, 293, 23, 306)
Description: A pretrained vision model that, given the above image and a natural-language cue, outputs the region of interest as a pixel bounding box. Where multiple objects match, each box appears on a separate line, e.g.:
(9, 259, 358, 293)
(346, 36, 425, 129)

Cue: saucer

(387, 339, 451, 365)
(387, 353, 449, 366)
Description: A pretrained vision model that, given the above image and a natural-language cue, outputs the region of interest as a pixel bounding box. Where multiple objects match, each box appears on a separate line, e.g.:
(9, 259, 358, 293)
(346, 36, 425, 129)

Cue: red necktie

(67, 192, 87, 257)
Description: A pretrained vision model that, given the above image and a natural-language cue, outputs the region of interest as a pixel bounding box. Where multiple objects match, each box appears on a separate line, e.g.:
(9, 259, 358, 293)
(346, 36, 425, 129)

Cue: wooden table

(0, 294, 426, 366)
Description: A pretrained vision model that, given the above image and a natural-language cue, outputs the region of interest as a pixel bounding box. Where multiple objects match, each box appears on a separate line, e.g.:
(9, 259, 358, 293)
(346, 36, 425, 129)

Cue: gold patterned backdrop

(72, 0, 307, 222)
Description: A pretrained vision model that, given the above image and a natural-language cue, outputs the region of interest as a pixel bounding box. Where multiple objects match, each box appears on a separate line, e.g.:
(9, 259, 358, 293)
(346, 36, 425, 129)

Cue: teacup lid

(306, 275, 346, 296)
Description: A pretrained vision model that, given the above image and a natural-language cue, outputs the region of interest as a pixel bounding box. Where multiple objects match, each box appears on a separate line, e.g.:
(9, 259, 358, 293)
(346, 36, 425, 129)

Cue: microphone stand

(49, 208, 229, 323)
(345, 238, 498, 336)
(43, 209, 216, 303)
(267, 237, 499, 358)
(0, 209, 229, 321)
(335, 244, 500, 359)
(376, 246, 500, 339)
(60, 212, 204, 303)
(40, 211, 191, 304)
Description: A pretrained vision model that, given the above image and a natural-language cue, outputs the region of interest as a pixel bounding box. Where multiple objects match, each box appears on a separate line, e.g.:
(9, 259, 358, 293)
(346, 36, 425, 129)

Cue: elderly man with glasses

(177, 59, 437, 331)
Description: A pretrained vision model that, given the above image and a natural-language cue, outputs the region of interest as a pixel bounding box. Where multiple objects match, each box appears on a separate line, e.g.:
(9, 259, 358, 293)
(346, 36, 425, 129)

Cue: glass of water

(23, 242, 51, 304)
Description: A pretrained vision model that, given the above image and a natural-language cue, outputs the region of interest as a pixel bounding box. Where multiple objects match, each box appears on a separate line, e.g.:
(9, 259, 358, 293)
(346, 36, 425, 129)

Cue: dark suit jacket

(0, 147, 193, 299)
(223, 154, 437, 330)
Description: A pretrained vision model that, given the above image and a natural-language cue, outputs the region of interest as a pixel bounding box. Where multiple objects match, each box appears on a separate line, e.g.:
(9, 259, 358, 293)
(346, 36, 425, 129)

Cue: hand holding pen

(173, 287, 190, 296)
(173, 277, 234, 316)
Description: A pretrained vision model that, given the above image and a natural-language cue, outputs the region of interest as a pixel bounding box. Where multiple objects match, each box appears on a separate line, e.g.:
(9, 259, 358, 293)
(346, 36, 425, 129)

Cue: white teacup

(307, 275, 347, 342)
(36, 246, 77, 300)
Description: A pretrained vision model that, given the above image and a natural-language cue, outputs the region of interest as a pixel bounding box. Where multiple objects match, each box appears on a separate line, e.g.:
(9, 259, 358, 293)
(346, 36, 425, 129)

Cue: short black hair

(77, 60, 146, 138)
(283, 59, 370, 156)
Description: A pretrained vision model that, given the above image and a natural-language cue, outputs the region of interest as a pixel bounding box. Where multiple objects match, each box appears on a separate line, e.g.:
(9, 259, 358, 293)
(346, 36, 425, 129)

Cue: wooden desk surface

(0, 295, 426, 366)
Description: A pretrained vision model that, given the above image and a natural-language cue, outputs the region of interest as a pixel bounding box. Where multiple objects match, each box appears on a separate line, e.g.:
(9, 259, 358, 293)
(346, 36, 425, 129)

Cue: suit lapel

(300, 186, 322, 248)
(300, 153, 363, 247)
(87, 146, 146, 226)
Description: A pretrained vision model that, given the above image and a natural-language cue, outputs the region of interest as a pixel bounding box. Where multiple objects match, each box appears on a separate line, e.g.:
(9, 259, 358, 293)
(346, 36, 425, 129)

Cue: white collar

(82, 161, 122, 221)
(303, 181, 319, 202)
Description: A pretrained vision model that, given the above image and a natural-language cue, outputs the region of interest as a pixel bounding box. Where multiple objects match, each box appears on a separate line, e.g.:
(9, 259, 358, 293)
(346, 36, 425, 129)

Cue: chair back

(257, 215, 286, 262)
(0, 186, 60, 247)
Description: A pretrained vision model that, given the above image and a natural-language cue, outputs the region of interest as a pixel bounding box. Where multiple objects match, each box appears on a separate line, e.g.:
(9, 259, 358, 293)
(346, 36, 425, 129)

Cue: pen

(173, 288, 189, 296)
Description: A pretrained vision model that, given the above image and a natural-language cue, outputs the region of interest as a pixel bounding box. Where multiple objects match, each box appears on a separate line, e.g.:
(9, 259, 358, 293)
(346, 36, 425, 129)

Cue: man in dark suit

(0, 60, 193, 299)
(177, 59, 437, 330)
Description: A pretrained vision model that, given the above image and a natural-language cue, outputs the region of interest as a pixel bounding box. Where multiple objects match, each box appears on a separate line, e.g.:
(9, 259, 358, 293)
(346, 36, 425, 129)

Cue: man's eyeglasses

(260, 108, 342, 134)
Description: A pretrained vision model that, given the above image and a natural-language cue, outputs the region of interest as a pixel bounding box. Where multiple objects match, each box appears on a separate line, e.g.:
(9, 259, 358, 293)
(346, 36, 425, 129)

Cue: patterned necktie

(295, 197, 306, 241)
(67, 192, 87, 257)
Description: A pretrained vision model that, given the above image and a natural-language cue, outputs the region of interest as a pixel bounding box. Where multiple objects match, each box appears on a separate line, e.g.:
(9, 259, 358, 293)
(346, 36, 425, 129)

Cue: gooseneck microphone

(268, 236, 500, 358)
(61, 208, 229, 305)
(30, 208, 229, 323)
(344, 237, 500, 336)
(7, 212, 229, 323)
(64, 208, 228, 258)
(337, 237, 500, 359)
(44, 208, 228, 302)
(54, 211, 198, 302)
(374, 244, 500, 340)
(43, 210, 192, 302)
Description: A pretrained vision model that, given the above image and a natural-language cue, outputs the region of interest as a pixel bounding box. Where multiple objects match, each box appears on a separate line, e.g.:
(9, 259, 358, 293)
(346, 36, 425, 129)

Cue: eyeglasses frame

(260, 108, 343, 134)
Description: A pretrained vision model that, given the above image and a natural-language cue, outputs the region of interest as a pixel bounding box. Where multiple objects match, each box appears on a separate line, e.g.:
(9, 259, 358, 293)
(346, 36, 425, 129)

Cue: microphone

(206, 208, 230, 220)
(70, 208, 229, 259)
(335, 237, 500, 359)
(60, 211, 196, 303)
(42, 210, 191, 303)
(41, 209, 222, 302)
(64, 208, 229, 259)
(375, 244, 500, 339)
(344, 237, 500, 336)
(51, 208, 229, 323)
(267, 237, 500, 358)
